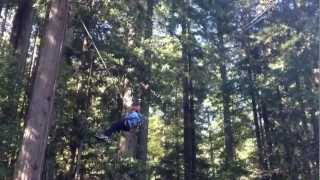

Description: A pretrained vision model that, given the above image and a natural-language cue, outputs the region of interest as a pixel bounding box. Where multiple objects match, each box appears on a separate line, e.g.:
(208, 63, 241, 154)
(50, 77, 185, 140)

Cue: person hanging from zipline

(95, 100, 144, 142)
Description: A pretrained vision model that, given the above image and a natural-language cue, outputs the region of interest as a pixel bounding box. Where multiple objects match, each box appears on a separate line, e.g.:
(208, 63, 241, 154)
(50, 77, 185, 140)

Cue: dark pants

(103, 119, 130, 137)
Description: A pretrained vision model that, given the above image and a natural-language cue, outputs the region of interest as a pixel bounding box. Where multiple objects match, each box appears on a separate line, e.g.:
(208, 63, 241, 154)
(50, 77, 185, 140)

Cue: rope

(79, 17, 162, 101)
(80, 18, 108, 69)
(242, 1, 277, 31)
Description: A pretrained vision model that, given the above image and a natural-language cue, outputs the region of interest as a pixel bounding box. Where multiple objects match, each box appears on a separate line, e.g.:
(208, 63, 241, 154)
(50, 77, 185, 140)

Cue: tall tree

(0, 4, 9, 43)
(10, 0, 34, 87)
(10, 0, 34, 53)
(0, 0, 316, 179)
(217, 19, 235, 176)
(241, 40, 268, 173)
(7, 0, 35, 127)
(14, 0, 69, 179)
(181, 0, 196, 179)
(136, 0, 154, 179)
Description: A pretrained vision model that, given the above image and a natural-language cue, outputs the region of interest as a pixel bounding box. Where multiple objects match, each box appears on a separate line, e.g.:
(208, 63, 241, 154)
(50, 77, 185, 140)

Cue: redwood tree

(14, 0, 69, 179)
(6, 0, 34, 120)
(10, 0, 34, 87)
(181, 1, 196, 179)
(136, 0, 154, 179)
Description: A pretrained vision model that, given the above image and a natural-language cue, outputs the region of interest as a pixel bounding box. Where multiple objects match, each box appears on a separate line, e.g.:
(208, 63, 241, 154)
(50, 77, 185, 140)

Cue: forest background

(0, 0, 319, 179)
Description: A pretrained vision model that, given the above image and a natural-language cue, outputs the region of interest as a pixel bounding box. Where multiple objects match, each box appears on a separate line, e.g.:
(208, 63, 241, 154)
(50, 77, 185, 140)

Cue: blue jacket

(125, 111, 144, 128)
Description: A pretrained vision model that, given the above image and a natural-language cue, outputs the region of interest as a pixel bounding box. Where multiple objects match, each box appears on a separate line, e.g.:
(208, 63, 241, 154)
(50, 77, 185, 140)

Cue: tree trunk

(117, 82, 137, 179)
(10, 0, 34, 98)
(13, 0, 68, 179)
(310, 107, 319, 178)
(277, 87, 298, 179)
(41, 117, 57, 180)
(74, 141, 84, 180)
(305, 73, 319, 178)
(20, 26, 40, 121)
(295, 76, 314, 179)
(261, 101, 274, 172)
(116, 5, 145, 178)
(175, 119, 182, 180)
(295, 78, 309, 132)
(136, 0, 154, 179)
(23, 1, 51, 123)
(10, 0, 34, 52)
(0, 4, 9, 44)
(41, 148, 56, 180)
(217, 31, 235, 172)
(248, 69, 267, 172)
(220, 63, 235, 164)
(182, 1, 196, 179)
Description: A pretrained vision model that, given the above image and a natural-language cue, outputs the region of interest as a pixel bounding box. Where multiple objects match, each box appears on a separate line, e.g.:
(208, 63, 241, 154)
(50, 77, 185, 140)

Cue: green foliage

(0, 0, 318, 179)
(0, 43, 21, 178)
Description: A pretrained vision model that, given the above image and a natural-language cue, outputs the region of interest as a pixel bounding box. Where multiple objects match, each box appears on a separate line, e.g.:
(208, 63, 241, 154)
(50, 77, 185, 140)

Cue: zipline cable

(79, 17, 163, 100)
(242, 1, 277, 31)
(80, 18, 108, 69)
(77, 2, 279, 100)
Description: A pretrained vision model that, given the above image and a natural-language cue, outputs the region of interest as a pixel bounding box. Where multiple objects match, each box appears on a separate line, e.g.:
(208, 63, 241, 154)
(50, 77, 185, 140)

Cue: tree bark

(74, 141, 84, 180)
(20, 26, 40, 121)
(261, 101, 274, 171)
(248, 69, 267, 171)
(277, 87, 298, 180)
(10, 0, 34, 98)
(13, 0, 68, 179)
(41, 112, 57, 180)
(240, 38, 267, 173)
(117, 82, 137, 180)
(305, 73, 319, 178)
(217, 32, 235, 171)
(10, 0, 34, 52)
(310, 107, 319, 178)
(182, 1, 196, 179)
(136, 0, 154, 179)
(220, 63, 235, 164)
(0, 4, 9, 44)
